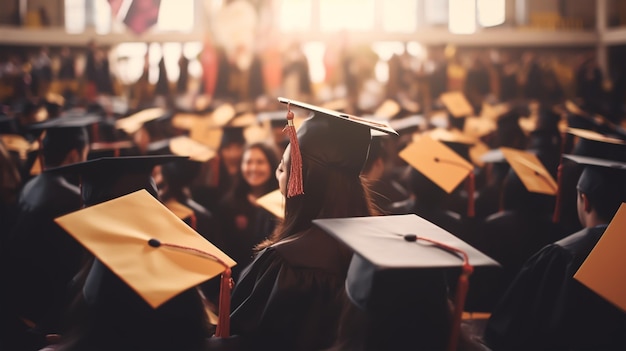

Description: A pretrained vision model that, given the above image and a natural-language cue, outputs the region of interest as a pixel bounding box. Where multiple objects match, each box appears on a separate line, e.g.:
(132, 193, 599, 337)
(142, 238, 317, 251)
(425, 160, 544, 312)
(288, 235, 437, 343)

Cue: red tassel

(284, 104, 304, 197)
(552, 162, 563, 223)
(215, 268, 233, 338)
(466, 171, 475, 218)
(448, 265, 473, 351)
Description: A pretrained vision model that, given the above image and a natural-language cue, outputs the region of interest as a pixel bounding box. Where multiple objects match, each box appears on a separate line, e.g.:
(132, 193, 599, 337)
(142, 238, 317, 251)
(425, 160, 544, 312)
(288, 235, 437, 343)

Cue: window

(94, 0, 112, 34)
(302, 42, 326, 84)
(157, 0, 195, 32)
(319, 0, 375, 32)
(477, 0, 505, 27)
(65, 0, 85, 34)
(279, 0, 312, 31)
(382, 0, 418, 32)
(449, 0, 476, 34)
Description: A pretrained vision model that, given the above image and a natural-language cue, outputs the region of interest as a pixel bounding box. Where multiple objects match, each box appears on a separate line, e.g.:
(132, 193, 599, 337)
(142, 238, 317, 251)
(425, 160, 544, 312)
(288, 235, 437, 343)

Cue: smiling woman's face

(276, 147, 290, 196)
(242, 147, 272, 188)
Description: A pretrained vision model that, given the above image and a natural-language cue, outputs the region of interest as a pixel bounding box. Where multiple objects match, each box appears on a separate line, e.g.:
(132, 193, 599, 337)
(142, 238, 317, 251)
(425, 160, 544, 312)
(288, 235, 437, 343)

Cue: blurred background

(0, 0, 624, 116)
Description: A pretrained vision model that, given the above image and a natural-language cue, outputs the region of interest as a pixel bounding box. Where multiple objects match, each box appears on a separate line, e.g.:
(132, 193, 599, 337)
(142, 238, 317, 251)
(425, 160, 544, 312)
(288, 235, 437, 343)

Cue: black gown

(230, 227, 352, 351)
(484, 225, 626, 351)
(0, 173, 86, 348)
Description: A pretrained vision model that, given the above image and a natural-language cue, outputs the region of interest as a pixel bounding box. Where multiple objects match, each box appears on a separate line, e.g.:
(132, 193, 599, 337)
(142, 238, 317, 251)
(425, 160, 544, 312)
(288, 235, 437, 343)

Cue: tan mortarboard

(210, 104, 237, 128)
(255, 189, 285, 219)
(54, 189, 236, 308)
(421, 127, 478, 146)
(575, 203, 626, 312)
(46, 92, 65, 106)
(115, 108, 167, 134)
(164, 199, 195, 221)
(194, 95, 211, 111)
(374, 99, 401, 119)
(500, 147, 558, 195)
(1, 134, 39, 160)
(440, 92, 473, 118)
(463, 116, 496, 138)
(469, 140, 490, 168)
(190, 118, 224, 150)
(169, 136, 216, 162)
(568, 127, 626, 145)
(243, 123, 271, 144)
(400, 135, 473, 193)
(171, 112, 211, 131)
(565, 100, 586, 116)
(480, 102, 510, 120)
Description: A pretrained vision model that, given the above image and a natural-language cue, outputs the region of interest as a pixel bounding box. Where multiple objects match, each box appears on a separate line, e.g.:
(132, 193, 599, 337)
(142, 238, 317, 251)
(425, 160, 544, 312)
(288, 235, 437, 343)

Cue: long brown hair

(257, 153, 376, 250)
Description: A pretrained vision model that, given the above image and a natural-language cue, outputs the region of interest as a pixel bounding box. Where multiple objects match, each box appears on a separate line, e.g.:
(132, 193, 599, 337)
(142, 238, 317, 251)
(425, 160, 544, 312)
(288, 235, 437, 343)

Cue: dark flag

(123, 0, 161, 35)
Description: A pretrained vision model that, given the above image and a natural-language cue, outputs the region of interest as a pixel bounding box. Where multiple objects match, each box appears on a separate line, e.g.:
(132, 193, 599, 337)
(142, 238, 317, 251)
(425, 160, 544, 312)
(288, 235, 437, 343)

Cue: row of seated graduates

(1, 89, 624, 348)
(356, 92, 626, 316)
(0, 94, 286, 350)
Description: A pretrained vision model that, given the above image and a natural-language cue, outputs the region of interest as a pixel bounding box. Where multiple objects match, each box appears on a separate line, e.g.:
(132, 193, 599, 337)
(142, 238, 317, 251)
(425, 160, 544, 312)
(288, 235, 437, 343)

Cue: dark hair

(160, 159, 202, 192)
(227, 142, 280, 202)
(42, 127, 88, 167)
(258, 150, 375, 249)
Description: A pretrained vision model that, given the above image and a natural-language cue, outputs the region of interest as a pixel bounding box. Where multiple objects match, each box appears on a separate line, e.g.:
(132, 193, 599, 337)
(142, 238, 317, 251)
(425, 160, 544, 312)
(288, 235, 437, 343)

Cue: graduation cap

(568, 128, 626, 161)
(399, 135, 476, 217)
(563, 154, 626, 199)
(500, 147, 558, 195)
(463, 116, 496, 138)
(115, 108, 168, 135)
(313, 214, 499, 351)
(255, 189, 285, 219)
(277, 97, 398, 198)
(89, 140, 137, 159)
(440, 92, 474, 118)
(164, 198, 197, 230)
(148, 136, 216, 163)
(29, 114, 102, 170)
(373, 99, 401, 119)
(54, 189, 236, 336)
(575, 203, 626, 313)
(46, 155, 186, 207)
(0, 134, 39, 160)
(388, 115, 426, 135)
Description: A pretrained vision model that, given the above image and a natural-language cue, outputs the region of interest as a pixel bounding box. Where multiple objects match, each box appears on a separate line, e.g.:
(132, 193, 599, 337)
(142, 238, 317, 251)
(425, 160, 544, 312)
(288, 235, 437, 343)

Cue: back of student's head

(42, 127, 88, 168)
(577, 166, 626, 222)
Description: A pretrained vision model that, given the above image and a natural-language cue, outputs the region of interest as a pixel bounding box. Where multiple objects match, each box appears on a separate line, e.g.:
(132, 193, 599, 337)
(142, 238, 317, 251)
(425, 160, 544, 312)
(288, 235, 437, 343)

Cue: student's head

(219, 127, 246, 176)
(42, 127, 89, 168)
(576, 165, 626, 225)
(240, 142, 279, 194)
(268, 100, 396, 245)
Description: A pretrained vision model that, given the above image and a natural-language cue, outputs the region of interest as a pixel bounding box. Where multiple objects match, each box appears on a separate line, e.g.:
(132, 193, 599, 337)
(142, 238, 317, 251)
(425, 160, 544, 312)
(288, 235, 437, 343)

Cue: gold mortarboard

(463, 116, 496, 138)
(164, 198, 197, 230)
(500, 147, 558, 195)
(1, 134, 39, 160)
(400, 135, 473, 194)
(440, 92, 474, 118)
(169, 136, 217, 162)
(374, 99, 401, 119)
(400, 135, 476, 216)
(55, 190, 236, 335)
(575, 203, 626, 312)
(211, 103, 236, 128)
(255, 189, 285, 219)
(568, 127, 625, 146)
(116, 108, 167, 135)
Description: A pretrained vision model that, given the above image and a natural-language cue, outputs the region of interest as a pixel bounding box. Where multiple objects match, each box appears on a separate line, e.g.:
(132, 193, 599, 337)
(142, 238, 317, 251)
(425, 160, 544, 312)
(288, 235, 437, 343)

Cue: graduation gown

(484, 225, 626, 351)
(230, 227, 352, 351)
(216, 196, 277, 280)
(0, 173, 85, 347)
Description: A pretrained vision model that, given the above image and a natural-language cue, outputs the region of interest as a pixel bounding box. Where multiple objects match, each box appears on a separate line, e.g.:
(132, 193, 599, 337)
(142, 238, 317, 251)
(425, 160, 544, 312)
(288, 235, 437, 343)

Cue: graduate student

(44, 155, 233, 351)
(0, 115, 98, 350)
(229, 98, 397, 350)
(484, 154, 626, 351)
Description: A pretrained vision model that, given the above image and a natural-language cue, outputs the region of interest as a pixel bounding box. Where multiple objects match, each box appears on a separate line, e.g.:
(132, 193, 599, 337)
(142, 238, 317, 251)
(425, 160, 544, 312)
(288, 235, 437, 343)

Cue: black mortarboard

(313, 214, 499, 351)
(568, 128, 626, 162)
(30, 114, 102, 168)
(563, 154, 626, 200)
(0, 114, 18, 134)
(279, 97, 396, 171)
(47, 155, 186, 206)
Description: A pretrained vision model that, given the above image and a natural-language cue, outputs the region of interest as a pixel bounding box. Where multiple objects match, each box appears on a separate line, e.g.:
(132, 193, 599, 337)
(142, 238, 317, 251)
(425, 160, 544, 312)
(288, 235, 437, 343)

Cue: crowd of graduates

(0, 37, 625, 351)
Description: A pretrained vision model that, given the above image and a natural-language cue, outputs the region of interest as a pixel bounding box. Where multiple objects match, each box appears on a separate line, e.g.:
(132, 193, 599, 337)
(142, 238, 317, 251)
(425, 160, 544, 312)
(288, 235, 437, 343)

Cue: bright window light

(407, 41, 427, 60)
(94, 0, 112, 34)
(279, 0, 312, 31)
(302, 42, 326, 84)
(162, 42, 182, 82)
(424, 0, 448, 25)
(449, 0, 476, 34)
(113, 43, 148, 84)
(382, 0, 418, 32)
(65, 0, 86, 34)
(157, 0, 194, 32)
(371, 42, 405, 61)
(477, 0, 506, 27)
(320, 0, 375, 32)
